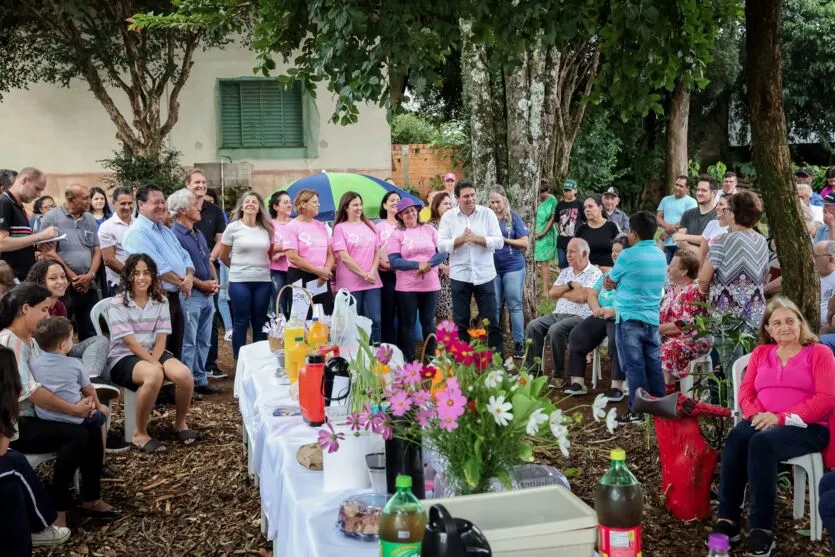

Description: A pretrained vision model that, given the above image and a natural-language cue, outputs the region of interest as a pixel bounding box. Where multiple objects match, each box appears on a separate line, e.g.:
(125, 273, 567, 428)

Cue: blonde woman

(284, 189, 335, 314)
(217, 191, 274, 359)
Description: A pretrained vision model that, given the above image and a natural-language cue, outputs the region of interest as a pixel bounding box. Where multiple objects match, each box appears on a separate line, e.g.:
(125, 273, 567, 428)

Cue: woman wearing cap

(534, 179, 557, 289)
(388, 198, 446, 362)
(442, 173, 458, 207)
(284, 189, 335, 314)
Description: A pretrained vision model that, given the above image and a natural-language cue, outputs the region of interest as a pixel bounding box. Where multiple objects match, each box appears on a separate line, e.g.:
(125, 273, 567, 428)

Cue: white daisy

(592, 394, 607, 422)
(484, 369, 505, 389)
(503, 357, 515, 371)
(487, 395, 513, 427)
(550, 422, 568, 439)
(558, 435, 571, 457)
(526, 408, 548, 436)
(606, 408, 619, 435)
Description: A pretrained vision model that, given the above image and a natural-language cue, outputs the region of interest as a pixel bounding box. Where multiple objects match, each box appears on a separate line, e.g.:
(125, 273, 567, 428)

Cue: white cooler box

(424, 485, 597, 557)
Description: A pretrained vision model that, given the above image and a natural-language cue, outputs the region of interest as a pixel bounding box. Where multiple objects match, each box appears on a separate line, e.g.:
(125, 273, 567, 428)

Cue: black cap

(602, 187, 619, 197)
(796, 167, 814, 177)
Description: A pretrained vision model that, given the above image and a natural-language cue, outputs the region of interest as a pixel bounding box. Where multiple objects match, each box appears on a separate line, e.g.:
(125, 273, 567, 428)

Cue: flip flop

(132, 438, 166, 454)
(176, 429, 200, 445)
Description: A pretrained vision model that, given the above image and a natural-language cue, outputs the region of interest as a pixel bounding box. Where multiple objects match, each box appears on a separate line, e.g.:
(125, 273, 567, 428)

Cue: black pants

(451, 279, 502, 353)
(396, 290, 439, 362)
(166, 290, 184, 359)
(380, 271, 398, 345)
(567, 317, 622, 380)
(10, 417, 104, 511)
(0, 450, 57, 557)
(285, 268, 334, 316)
(206, 261, 220, 371)
(66, 285, 100, 341)
(718, 420, 829, 530)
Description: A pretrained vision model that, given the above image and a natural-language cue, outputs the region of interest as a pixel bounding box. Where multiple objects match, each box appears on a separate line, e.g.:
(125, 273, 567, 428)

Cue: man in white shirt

(438, 179, 504, 351)
(98, 187, 134, 296)
(715, 171, 738, 202)
(524, 238, 602, 379)
(814, 241, 835, 328)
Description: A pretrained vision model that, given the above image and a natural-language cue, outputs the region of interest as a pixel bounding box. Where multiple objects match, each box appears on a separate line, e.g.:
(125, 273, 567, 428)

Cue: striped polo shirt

(106, 293, 172, 370)
(609, 239, 667, 325)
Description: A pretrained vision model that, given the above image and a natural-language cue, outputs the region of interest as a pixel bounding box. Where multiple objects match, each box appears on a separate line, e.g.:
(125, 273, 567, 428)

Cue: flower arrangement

(319, 321, 619, 495)
(262, 312, 286, 352)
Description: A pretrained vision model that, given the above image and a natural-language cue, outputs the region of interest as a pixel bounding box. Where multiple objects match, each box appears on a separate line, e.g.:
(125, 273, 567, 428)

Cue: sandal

(132, 438, 166, 454)
(177, 429, 200, 445)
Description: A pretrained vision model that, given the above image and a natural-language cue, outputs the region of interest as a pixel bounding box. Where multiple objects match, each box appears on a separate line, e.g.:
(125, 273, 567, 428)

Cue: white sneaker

(223, 330, 233, 342)
(32, 525, 71, 547)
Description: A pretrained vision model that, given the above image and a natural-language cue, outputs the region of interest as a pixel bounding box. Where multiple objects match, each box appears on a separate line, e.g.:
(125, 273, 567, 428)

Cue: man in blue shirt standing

(606, 211, 667, 423)
(169, 189, 221, 395)
(657, 176, 697, 263)
(124, 185, 195, 359)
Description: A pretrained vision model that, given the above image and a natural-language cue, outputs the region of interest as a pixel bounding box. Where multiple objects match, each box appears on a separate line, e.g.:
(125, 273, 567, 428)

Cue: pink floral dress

(660, 282, 712, 378)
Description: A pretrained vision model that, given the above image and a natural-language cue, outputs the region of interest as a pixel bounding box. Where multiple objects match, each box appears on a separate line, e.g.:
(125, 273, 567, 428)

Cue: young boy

(29, 317, 109, 433)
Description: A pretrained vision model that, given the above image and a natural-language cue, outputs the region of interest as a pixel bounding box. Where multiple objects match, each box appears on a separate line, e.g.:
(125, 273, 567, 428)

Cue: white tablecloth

(234, 341, 378, 557)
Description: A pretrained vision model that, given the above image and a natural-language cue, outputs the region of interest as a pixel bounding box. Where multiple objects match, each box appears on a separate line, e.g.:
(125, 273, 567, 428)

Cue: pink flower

(415, 407, 434, 428)
(436, 320, 458, 347)
(345, 413, 362, 432)
(412, 389, 431, 407)
(358, 405, 373, 429)
(389, 390, 413, 417)
(421, 365, 437, 379)
(397, 361, 423, 386)
(449, 339, 475, 366)
(435, 388, 466, 420)
(376, 344, 393, 365)
(438, 415, 459, 432)
(445, 376, 462, 396)
(317, 422, 345, 453)
(371, 414, 394, 440)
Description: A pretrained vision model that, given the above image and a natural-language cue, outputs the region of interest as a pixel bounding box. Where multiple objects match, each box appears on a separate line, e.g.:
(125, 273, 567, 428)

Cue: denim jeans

(557, 248, 569, 269)
(216, 262, 233, 330)
(451, 279, 502, 353)
(495, 268, 525, 344)
(228, 281, 272, 359)
(615, 319, 664, 409)
(271, 269, 290, 317)
(664, 245, 678, 264)
(819, 471, 835, 540)
(719, 420, 829, 530)
(396, 290, 439, 362)
(181, 290, 215, 386)
(352, 288, 382, 344)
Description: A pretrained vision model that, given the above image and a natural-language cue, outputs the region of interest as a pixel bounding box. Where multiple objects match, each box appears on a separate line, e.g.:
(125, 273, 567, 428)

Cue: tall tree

(746, 0, 819, 326)
(0, 1, 227, 158)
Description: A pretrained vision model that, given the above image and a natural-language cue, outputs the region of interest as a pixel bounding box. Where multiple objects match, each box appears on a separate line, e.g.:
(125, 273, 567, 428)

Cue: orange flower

(467, 328, 487, 340)
(431, 367, 454, 397)
(374, 362, 391, 375)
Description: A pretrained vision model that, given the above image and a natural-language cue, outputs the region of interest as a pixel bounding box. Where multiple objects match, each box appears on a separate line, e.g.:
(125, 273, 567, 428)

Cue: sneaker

(101, 464, 118, 479)
(196, 383, 222, 395)
(603, 388, 625, 403)
(513, 342, 525, 360)
(223, 330, 233, 342)
(744, 529, 775, 556)
(32, 525, 71, 547)
(106, 435, 131, 454)
(206, 368, 228, 380)
(616, 411, 644, 424)
(563, 383, 588, 396)
(709, 519, 741, 544)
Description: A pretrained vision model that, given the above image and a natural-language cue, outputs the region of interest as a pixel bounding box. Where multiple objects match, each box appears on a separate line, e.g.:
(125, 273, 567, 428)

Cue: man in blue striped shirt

(605, 211, 667, 422)
(123, 185, 194, 359)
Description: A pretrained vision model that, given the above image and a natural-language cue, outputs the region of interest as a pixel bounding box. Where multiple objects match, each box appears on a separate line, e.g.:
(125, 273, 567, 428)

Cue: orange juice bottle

(284, 315, 306, 353)
(286, 337, 311, 384)
(308, 317, 329, 349)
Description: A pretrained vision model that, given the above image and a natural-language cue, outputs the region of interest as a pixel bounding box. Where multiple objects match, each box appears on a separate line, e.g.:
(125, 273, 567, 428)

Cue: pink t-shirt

(332, 221, 383, 292)
(376, 220, 398, 255)
(388, 225, 441, 292)
(283, 218, 330, 268)
(270, 220, 292, 272)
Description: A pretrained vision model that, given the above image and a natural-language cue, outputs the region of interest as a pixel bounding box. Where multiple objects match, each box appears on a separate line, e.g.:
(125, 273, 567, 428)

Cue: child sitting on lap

(30, 317, 109, 433)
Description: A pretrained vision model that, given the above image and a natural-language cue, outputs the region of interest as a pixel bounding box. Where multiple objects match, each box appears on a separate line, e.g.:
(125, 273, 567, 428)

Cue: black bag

(421, 504, 492, 556)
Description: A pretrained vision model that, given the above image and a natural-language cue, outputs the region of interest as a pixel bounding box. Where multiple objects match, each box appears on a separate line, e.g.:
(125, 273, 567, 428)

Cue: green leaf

(463, 455, 482, 489)
(518, 442, 534, 462)
(562, 467, 581, 478)
(510, 393, 536, 424)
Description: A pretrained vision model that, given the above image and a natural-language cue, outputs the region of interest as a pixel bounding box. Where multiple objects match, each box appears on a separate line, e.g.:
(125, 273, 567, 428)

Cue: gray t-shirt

(41, 206, 100, 274)
(679, 206, 717, 236)
(30, 352, 90, 424)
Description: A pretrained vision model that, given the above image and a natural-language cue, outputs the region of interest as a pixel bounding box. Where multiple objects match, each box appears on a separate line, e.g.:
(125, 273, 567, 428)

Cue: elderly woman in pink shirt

(711, 297, 835, 556)
(284, 189, 335, 314)
(332, 192, 382, 342)
(388, 198, 446, 362)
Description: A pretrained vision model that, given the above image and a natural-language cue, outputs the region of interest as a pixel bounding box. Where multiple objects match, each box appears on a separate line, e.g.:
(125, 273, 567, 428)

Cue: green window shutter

(219, 80, 304, 149)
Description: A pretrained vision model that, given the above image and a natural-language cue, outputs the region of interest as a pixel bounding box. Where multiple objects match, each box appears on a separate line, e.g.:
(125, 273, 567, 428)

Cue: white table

(234, 341, 378, 557)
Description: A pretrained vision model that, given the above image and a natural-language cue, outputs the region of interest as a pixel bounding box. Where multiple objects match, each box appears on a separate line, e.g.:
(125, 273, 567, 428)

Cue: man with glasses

(657, 175, 696, 264)
(716, 171, 739, 201)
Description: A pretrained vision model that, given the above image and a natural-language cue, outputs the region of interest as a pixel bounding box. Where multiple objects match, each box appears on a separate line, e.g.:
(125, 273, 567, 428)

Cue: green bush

(391, 113, 437, 144)
(100, 146, 185, 195)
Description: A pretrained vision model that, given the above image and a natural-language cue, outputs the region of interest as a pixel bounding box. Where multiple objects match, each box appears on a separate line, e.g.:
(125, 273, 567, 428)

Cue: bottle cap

(610, 449, 626, 461)
(295, 336, 304, 342)
(707, 533, 730, 550)
(395, 474, 412, 489)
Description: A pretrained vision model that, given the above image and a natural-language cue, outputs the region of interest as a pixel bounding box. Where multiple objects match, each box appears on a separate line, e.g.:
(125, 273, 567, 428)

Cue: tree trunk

(665, 77, 690, 193)
(746, 0, 819, 328)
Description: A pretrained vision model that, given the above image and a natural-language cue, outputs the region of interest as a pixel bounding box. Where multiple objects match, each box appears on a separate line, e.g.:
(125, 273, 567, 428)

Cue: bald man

(40, 184, 102, 340)
(0, 167, 59, 280)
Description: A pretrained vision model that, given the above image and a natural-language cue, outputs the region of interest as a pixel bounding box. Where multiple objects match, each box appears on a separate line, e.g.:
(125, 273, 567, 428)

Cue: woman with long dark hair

(574, 195, 620, 269)
(284, 189, 335, 314)
(332, 191, 382, 342)
(29, 195, 56, 233)
(428, 191, 454, 321)
(377, 191, 401, 344)
(106, 254, 196, 452)
(1, 282, 115, 524)
(89, 187, 112, 229)
(268, 190, 293, 315)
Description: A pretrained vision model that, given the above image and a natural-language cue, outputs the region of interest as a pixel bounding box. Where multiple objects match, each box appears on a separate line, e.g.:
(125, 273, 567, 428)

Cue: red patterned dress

(660, 282, 712, 378)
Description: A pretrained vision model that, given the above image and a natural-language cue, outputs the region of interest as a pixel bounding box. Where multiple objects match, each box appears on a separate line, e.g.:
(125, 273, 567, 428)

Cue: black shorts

(109, 352, 174, 391)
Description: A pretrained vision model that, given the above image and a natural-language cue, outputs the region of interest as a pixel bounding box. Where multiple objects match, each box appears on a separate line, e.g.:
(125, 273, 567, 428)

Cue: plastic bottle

(284, 315, 306, 353)
(286, 337, 310, 384)
(594, 448, 643, 557)
(379, 474, 427, 557)
(706, 533, 730, 557)
(308, 317, 329, 349)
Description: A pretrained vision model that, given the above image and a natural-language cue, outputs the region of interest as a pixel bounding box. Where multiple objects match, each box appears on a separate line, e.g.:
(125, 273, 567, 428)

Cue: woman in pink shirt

(268, 190, 293, 315)
(711, 297, 835, 555)
(284, 189, 335, 314)
(388, 198, 445, 362)
(332, 192, 382, 342)
(377, 192, 400, 345)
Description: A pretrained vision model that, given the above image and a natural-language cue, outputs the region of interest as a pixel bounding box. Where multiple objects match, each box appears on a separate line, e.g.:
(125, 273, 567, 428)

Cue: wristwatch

(567, 281, 574, 290)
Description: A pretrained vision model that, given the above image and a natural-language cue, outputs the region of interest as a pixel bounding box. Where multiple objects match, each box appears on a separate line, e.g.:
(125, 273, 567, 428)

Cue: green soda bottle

(594, 449, 643, 557)
(379, 474, 427, 557)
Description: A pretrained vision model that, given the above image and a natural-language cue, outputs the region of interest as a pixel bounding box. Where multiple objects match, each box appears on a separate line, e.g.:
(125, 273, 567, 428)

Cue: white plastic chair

(730, 353, 823, 541)
(591, 339, 607, 389)
(678, 353, 712, 396)
(90, 297, 112, 337)
(25, 453, 80, 494)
